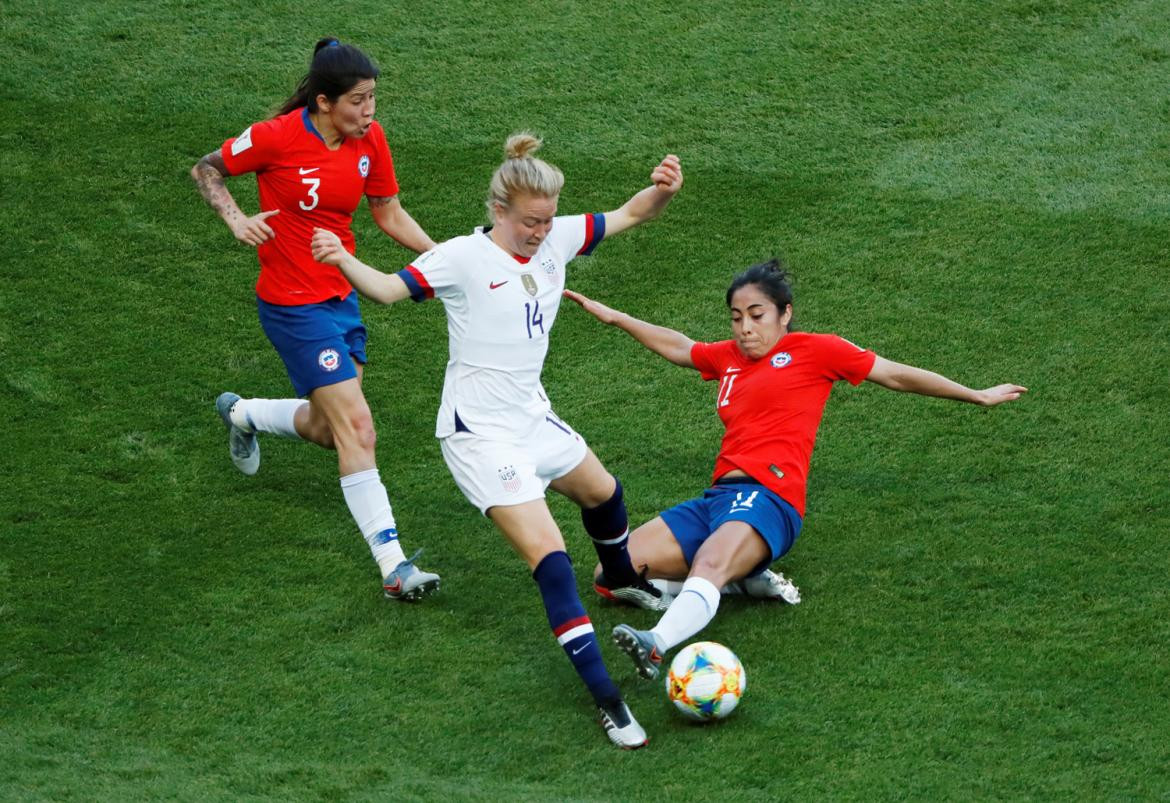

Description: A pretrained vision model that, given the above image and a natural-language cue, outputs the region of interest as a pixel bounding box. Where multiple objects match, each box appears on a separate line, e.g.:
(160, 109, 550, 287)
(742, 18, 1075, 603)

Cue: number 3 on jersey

(300, 175, 320, 211)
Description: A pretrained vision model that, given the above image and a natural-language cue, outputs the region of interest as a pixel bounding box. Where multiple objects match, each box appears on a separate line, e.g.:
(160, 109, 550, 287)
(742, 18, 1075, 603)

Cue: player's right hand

(231, 209, 279, 246)
(563, 289, 622, 325)
(311, 227, 347, 266)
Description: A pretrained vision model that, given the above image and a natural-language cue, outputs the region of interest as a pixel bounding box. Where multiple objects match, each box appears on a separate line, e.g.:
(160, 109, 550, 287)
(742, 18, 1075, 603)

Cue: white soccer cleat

(738, 569, 801, 604)
(598, 698, 648, 750)
(382, 550, 441, 602)
(612, 624, 665, 681)
(215, 392, 260, 476)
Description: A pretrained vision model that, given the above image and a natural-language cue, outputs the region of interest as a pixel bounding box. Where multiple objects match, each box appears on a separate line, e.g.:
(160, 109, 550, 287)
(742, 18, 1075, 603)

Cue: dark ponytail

(276, 38, 380, 116)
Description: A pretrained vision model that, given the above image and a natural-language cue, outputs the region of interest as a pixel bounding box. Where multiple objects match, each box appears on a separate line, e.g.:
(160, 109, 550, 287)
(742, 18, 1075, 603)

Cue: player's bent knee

(690, 549, 737, 586)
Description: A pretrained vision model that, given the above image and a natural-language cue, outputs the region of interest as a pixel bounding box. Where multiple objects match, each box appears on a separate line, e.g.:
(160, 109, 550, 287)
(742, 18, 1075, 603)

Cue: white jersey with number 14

(396, 213, 605, 440)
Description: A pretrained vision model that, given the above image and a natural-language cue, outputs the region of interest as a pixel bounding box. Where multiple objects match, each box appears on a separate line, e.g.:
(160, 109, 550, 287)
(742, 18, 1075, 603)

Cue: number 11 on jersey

(717, 371, 738, 407)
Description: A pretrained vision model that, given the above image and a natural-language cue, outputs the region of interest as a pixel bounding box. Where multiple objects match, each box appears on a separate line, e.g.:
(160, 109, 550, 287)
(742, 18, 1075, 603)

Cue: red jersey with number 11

(221, 108, 400, 305)
(690, 332, 876, 516)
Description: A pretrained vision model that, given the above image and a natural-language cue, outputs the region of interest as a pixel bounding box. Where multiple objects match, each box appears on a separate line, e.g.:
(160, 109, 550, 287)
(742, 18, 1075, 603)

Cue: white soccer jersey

(396, 213, 606, 439)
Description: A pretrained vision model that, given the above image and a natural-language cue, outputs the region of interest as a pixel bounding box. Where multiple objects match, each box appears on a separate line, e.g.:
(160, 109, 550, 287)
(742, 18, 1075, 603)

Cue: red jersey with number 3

(690, 332, 876, 516)
(220, 108, 400, 304)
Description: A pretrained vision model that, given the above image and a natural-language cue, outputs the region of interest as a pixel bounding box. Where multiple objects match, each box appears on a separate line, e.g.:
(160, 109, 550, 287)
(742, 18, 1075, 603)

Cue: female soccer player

(190, 38, 440, 601)
(562, 259, 1027, 679)
(310, 134, 683, 749)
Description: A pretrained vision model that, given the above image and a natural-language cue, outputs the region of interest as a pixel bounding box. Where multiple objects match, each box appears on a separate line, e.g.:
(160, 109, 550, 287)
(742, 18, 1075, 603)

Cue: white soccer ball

(665, 641, 746, 721)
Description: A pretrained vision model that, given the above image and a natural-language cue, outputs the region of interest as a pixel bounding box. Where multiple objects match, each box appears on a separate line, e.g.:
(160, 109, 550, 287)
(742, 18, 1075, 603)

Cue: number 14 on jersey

(525, 300, 545, 339)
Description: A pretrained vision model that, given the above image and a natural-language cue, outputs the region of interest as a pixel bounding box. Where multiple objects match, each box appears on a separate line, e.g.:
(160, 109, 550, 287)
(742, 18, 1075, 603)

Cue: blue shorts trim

(660, 482, 802, 575)
(257, 292, 367, 397)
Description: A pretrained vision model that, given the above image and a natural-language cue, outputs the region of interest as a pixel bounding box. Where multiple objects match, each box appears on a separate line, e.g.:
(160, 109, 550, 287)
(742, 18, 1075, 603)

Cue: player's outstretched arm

(602, 154, 683, 237)
(866, 356, 1027, 407)
(311, 228, 411, 305)
(368, 194, 437, 254)
(564, 289, 695, 367)
(190, 151, 280, 247)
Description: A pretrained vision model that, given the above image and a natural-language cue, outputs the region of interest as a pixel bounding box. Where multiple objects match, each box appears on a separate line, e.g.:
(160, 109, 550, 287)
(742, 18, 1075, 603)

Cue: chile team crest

(771, 352, 792, 368)
(319, 348, 341, 371)
(358, 155, 370, 177)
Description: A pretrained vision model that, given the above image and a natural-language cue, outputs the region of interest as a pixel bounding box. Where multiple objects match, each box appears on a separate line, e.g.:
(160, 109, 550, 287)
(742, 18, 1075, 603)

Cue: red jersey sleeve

(690, 340, 738, 381)
(817, 334, 877, 385)
(220, 118, 282, 176)
(362, 123, 400, 198)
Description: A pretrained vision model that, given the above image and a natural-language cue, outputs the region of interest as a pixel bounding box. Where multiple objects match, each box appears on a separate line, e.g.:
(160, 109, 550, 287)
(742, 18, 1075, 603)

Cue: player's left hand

(651, 154, 683, 195)
(976, 384, 1028, 406)
(311, 227, 347, 266)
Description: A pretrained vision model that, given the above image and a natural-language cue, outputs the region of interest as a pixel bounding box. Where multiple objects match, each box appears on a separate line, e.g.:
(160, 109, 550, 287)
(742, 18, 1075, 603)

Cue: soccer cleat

(215, 392, 260, 476)
(736, 569, 801, 604)
(594, 568, 674, 611)
(382, 549, 441, 602)
(597, 698, 648, 750)
(612, 624, 664, 680)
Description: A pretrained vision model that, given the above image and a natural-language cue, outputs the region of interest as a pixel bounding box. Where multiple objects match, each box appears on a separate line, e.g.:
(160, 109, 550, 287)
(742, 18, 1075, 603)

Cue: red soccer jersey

(690, 332, 876, 516)
(220, 108, 400, 305)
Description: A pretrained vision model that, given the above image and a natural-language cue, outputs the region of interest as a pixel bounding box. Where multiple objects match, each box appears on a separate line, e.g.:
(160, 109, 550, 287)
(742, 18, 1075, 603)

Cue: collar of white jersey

(475, 225, 536, 266)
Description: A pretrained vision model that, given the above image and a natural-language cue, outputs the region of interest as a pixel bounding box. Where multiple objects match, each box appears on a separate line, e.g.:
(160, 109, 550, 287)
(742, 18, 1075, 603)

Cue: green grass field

(3, 1, 1169, 799)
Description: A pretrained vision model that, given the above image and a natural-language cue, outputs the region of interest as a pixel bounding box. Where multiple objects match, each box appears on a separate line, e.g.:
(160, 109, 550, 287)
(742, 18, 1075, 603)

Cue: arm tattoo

(193, 156, 241, 223)
(367, 195, 399, 208)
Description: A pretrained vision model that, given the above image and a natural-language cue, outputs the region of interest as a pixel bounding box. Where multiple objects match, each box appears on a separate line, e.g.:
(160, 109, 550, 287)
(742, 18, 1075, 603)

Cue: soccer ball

(665, 641, 746, 721)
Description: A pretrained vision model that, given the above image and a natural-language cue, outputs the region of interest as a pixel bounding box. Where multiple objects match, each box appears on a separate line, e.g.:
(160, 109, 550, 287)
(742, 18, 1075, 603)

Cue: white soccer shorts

(439, 412, 589, 515)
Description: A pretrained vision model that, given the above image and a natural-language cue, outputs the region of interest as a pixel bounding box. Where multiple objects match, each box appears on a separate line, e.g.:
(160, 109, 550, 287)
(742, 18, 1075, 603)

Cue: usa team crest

(540, 257, 557, 275)
(498, 465, 521, 493)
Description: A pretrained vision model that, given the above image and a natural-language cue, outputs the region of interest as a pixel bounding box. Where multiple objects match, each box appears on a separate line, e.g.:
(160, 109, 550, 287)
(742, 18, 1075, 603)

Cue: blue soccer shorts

(257, 291, 367, 397)
(660, 479, 803, 576)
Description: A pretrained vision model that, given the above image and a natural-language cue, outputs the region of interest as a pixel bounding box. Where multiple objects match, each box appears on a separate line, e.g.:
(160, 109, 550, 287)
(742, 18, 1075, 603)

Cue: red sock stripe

(553, 615, 591, 638)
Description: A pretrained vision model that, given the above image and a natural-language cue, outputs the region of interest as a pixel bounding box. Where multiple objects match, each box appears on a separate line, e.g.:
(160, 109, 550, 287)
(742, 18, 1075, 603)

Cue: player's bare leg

(614, 522, 768, 680)
(598, 515, 799, 604)
(488, 500, 647, 749)
(310, 374, 438, 601)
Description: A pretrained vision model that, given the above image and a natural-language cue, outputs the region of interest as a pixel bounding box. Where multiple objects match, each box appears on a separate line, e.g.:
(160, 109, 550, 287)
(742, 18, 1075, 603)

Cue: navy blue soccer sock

(580, 477, 639, 585)
(532, 550, 620, 707)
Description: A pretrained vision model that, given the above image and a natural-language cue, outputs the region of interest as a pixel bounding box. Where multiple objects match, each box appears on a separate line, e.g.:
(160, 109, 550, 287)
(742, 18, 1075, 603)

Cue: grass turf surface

(2, 0, 1168, 799)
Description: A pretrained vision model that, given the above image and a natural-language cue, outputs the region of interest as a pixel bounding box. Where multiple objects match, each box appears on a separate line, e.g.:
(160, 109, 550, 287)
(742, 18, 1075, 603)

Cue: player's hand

(651, 154, 683, 195)
(311, 227, 347, 266)
(563, 289, 622, 325)
(231, 209, 279, 247)
(976, 384, 1028, 407)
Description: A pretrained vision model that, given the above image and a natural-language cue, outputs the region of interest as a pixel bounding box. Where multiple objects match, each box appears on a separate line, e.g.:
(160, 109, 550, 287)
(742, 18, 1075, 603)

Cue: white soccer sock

(230, 398, 306, 439)
(651, 578, 744, 596)
(650, 576, 722, 652)
(340, 468, 406, 574)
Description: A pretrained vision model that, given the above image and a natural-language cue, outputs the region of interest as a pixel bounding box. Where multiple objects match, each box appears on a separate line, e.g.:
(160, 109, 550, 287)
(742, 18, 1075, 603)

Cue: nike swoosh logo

(489, 280, 509, 289)
(384, 580, 402, 593)
(572, 644, 588, 656)
(299, 167, 320, 175)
